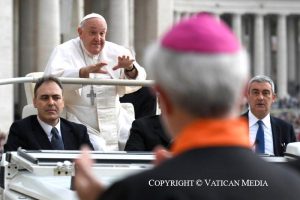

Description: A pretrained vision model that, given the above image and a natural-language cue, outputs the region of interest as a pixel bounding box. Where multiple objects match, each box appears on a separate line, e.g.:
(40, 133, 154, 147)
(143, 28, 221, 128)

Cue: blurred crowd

(272, 96, 300, 140)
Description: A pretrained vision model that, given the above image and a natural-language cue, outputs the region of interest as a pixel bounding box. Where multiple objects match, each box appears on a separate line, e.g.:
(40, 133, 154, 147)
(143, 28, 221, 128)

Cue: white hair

(79, 13, 106, 28)
(144, 43, 249, 118)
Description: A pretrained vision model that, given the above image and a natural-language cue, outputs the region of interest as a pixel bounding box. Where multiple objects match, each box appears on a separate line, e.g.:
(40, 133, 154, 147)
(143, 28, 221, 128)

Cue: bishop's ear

(153, 85, 173, 116)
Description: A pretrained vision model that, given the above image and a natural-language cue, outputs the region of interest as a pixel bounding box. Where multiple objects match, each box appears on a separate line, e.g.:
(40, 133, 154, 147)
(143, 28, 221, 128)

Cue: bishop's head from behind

(144, 13, 249, 137)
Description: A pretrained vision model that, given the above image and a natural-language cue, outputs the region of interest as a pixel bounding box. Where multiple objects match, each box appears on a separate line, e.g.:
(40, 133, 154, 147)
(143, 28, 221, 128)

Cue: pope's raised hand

(79, 62, 108, 78)
(113, 55, 135, 71)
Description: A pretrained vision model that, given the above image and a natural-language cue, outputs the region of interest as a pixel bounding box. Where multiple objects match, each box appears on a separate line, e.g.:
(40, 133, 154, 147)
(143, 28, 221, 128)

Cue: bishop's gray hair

(144, 43, 249, 118)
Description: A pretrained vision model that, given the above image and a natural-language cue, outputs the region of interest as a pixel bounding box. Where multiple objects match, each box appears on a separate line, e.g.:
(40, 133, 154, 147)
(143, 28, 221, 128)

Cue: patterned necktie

(51, 127, 64, 150)
(255, 120, 265, 154)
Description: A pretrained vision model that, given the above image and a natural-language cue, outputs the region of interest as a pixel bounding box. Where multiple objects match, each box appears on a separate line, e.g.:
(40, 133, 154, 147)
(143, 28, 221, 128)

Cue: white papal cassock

(44, 37, 146, 151)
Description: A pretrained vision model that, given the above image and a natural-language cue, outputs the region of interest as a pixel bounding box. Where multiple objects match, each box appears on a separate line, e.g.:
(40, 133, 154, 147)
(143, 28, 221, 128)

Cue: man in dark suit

(4, 76, 93, 152)
(125, 115, 171, 151)
(74, 13, 300, 200)
(120, 87, 157, 119)
(242, 75, 296, 156)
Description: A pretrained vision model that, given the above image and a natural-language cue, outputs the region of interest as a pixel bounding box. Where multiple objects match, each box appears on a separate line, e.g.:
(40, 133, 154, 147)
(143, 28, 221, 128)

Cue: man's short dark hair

(34, 76, 63, 97)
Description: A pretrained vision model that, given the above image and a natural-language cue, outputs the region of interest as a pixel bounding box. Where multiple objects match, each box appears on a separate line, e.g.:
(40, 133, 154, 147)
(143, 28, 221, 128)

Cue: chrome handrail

(0, 77, 155, 87)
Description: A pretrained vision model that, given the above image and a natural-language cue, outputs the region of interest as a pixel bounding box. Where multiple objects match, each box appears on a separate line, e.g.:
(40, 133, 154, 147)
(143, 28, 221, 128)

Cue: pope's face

(247, 81, 276, 119)
(78, 17, 107, 55)
(33, 81, 64, 126)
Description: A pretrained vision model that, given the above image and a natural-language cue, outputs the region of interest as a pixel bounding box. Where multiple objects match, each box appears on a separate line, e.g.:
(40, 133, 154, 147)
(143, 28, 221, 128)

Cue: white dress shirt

(248, 111, 274, 155)
(37, 116, 62, 142)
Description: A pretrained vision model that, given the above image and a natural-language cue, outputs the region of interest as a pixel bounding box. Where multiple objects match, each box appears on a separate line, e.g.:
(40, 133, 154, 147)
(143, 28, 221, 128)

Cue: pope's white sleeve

(44, 47, 82, 90)
(119, 45, 147, 94)
(44, 47, 80, 78)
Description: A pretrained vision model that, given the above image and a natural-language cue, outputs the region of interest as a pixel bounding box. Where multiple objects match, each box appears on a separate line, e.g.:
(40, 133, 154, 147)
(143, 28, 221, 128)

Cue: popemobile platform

(0, 142, 300, 200)
(0, 149, 155, 200)
(1, 144, 300, 200)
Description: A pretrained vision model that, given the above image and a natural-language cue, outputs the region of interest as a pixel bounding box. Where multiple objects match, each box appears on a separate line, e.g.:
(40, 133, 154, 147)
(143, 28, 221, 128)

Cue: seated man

(120, 87, 157, 119)
(242, 75, 296, 156)
(124, 114, 171, 151)
(4, 76, 93, 152)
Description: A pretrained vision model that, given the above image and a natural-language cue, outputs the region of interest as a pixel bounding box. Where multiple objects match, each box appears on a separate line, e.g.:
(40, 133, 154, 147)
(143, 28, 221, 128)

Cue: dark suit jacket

(120, 87, 157, 119)
(4, 115, 94, 152)
(242, 111, 296, 156)
(125, 115, 171, 151)
(100, 147, 300, 200)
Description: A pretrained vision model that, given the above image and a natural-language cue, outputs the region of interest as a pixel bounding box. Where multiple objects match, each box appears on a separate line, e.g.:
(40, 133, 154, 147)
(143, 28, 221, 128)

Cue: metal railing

(0, 77, 155, 87)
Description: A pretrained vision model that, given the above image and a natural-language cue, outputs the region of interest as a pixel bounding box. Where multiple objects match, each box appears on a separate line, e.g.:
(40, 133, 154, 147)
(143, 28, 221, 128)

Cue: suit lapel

(31, 117, 53, 149)
(270, 116, 281, 156)
(60, 119, 72, 149)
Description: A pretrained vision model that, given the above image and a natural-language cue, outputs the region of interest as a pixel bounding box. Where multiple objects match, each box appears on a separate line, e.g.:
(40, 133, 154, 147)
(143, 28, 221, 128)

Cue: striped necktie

(255, 120, 265, 154)
(51, 127, 64, 150)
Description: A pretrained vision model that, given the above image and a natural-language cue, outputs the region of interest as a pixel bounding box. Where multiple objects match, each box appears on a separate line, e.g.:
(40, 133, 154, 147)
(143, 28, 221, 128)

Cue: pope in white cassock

(44, 13, 146, 151)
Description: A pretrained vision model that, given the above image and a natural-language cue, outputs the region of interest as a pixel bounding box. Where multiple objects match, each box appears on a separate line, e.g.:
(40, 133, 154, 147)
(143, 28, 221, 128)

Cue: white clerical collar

(80, 40, 100, 60)
(248, 110, 271, 129)
(37, 116, 62, 138)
